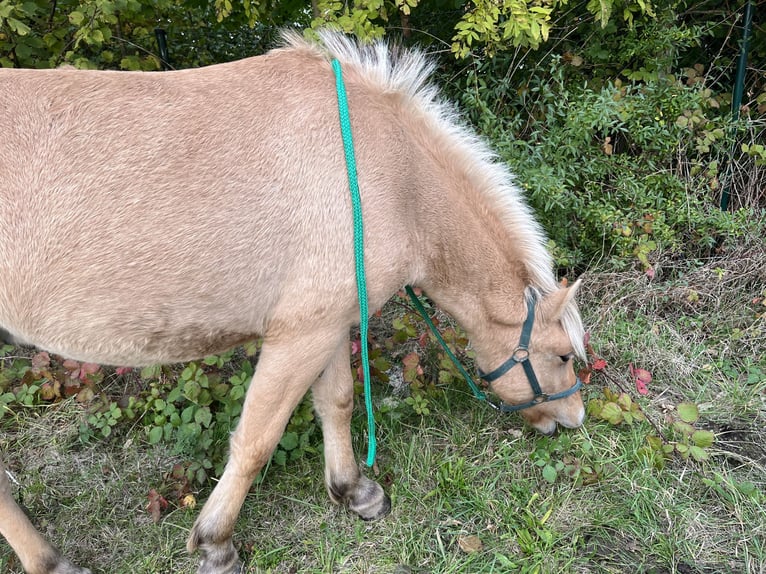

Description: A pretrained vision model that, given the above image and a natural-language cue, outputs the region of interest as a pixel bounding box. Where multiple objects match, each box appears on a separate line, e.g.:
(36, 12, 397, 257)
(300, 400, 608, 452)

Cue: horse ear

(543, 278, 582, 321)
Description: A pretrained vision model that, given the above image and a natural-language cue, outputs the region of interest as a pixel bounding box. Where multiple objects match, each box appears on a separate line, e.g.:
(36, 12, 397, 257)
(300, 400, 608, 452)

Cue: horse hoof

(347, 476, 391, 521)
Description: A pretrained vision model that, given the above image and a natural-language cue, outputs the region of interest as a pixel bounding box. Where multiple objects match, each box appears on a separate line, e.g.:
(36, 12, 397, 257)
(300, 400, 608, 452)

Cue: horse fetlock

(192, 539, 240, 574)
(188, 522, 240, 574)
(340, 475, 391, 521)
(49, 559, 92, 574)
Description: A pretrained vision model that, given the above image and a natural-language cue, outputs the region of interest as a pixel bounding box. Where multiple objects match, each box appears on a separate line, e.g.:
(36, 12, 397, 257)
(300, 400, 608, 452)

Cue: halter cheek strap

(478, 292, 582, 413)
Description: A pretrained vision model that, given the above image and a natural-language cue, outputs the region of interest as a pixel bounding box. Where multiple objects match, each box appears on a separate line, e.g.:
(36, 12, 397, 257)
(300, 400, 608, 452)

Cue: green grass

(1, 236, 765, 574)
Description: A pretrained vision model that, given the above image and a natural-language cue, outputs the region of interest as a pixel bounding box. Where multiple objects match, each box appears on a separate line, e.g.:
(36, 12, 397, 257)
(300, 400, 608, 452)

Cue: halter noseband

(478, 292, 582, 413)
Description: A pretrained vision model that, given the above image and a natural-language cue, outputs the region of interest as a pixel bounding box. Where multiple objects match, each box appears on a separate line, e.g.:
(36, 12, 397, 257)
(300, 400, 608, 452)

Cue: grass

(1, 234, 765, 574)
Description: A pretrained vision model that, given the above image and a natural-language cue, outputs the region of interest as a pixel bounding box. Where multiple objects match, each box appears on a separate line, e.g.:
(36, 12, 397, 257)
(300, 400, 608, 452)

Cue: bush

(448, 35, 762, 271)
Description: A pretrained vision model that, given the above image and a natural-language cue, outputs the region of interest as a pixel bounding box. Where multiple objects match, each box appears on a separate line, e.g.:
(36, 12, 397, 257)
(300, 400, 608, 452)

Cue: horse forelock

(283, 30, 583, 356)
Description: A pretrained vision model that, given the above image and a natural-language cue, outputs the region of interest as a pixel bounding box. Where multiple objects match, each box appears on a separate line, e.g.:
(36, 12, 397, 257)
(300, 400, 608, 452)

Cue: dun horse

(0, 31, 586, 574)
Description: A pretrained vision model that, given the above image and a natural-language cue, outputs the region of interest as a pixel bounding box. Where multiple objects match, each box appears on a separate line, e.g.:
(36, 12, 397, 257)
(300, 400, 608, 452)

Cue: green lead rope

(404, 286, 487, 402)
(332, 60, 490, 466)
(332, 59, 377, 467)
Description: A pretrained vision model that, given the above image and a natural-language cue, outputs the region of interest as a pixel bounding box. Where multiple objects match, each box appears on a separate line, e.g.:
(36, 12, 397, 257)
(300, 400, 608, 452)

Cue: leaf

(279, 431, 299, 451)
(180, 494, 197, 509)
(146, 489, 168, 523)
(8, 17, 31, 35)
(79, 362, 100, 380)
(148, 426, 163, 444)
(75, 386, 94, 403)
(629, 364, 653, 384)
(542, 464, 558, 483)
(39, 382, 56, 401)
(457, 534, 483, 553)
(600, 402, 623, 425)
(63, 359, 80, 371)
(194, 406, 212, 428)
(272, 449, 287, 466)
(69, 10, 85, 25)
(591, 358, 607, 371)
(31, 352, 51, 371)
(677, 402, 699, 423)
(688, 445, 708, 461)
(673, 421, 696, 436)
(691, 430, 715, 448)
(616, 393, 633, 410)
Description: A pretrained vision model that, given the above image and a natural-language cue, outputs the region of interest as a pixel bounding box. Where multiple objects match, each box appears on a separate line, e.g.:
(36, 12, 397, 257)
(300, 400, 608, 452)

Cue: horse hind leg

(187, 327, 348, 574)
(312, 342, 391, 521)
(0, 460, 91, 574)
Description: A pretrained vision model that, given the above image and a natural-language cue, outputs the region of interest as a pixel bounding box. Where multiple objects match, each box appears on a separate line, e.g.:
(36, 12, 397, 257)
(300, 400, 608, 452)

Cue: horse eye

(559, 353, 574, 363)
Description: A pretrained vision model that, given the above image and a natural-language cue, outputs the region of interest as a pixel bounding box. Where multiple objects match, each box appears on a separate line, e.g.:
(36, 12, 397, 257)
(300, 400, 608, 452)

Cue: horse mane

(282, 30, 585, 359)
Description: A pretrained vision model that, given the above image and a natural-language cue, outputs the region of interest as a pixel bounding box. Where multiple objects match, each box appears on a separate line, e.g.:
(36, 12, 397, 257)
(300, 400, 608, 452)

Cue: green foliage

(588, 387, 645, 425)
(0, 0, 287, 70)
(454, 49, 755, 270)
(514, 493, 556, 555)
(270, 395, 317, 468)
(588, 388, 717, 466)
(531, 432, 606, 486)
(0, 0, 167, 69)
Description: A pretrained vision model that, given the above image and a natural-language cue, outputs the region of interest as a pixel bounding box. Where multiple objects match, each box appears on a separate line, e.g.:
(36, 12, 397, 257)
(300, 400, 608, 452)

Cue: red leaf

(578, 367, 592, 385)
(115, 367, 132, 375)
(629, 363, 651, 395)
(418, 332, 429, 348)
(402, 352, 420, 369)
(146, 489, 168, 523)
(62, 380, 82, 397)
(31, 352, 51, 371)
(634, 368, 652, 384)
(81, 362, 101, 375)
(62, 359, 80, 371)
(645, 267, 656, 280)
(351, 339, 361, 355)
(591, 358, 607, 371)
(583, 332, 591, 347)
(629, 363, 652, 383)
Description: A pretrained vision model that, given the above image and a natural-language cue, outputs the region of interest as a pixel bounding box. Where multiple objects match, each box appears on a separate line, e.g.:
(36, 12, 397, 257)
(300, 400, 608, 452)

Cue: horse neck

(412, 162, 532, 340)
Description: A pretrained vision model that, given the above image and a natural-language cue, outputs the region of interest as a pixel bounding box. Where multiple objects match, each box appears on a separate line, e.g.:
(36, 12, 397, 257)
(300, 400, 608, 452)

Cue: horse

(0, 30, 586, 574)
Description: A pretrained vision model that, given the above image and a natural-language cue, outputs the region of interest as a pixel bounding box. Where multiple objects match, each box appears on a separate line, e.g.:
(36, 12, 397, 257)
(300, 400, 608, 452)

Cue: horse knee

(328, 475, 391, 521)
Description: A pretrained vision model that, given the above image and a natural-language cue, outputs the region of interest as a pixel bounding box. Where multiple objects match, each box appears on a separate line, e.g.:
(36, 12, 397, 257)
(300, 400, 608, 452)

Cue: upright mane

(282, 30, 585, 359)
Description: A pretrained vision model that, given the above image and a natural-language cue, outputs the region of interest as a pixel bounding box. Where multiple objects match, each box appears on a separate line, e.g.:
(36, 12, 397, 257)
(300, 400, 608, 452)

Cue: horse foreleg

(0, 460, 91, 574)
(186, 329, 345, 574)
(312, 342, 391, 521)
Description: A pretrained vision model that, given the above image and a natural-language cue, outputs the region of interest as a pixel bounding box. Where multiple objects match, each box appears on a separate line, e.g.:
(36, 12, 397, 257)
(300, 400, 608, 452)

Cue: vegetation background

(1, 1, 764, 573)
